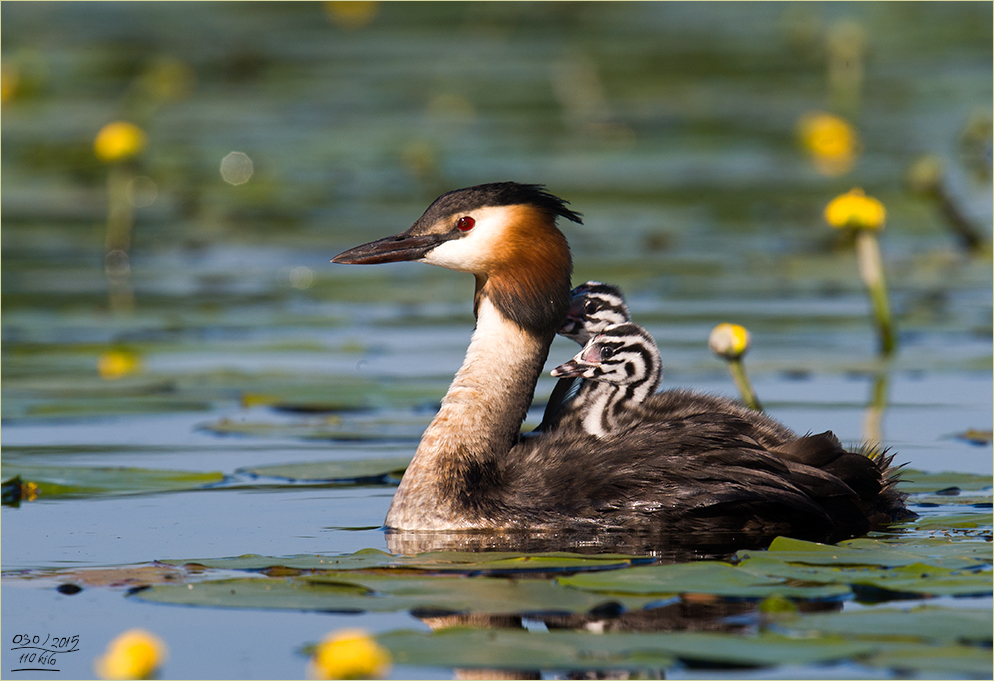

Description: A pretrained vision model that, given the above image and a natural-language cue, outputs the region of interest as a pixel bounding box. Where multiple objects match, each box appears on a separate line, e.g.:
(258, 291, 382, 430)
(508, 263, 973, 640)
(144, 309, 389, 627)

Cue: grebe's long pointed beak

(331, 230, 452, 265)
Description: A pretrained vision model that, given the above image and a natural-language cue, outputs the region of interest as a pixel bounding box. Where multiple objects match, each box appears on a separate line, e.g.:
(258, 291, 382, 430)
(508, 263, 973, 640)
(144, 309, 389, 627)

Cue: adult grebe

(549, 322, 662, 437)
(332, 182, 910, 543)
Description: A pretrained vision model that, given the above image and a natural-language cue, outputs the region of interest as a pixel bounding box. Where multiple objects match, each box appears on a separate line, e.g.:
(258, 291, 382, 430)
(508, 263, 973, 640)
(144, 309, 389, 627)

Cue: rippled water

(2, 2, 991, 679)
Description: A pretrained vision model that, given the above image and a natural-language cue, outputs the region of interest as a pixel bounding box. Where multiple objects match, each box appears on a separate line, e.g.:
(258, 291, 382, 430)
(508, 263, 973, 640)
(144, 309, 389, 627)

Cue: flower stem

(855, 230, 896, 356)
(728, 358, 762, 412)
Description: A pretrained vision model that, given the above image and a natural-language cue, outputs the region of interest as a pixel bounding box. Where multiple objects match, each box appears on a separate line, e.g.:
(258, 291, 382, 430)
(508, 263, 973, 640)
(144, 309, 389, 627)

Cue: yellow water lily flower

(797, 111, 859, 176)
(94, 629, 167, 680)
(98, 350, 141, 380)
(308, 629, 391, 680)
(708, 323, 751, 360)
(824, 188, 886, 231)
(94, 122, 147, 163)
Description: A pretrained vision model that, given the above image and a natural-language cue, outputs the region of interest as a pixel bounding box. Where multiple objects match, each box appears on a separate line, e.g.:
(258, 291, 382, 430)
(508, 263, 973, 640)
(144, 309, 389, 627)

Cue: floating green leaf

(202, 417, 422, 442)
(777, 605, 992, 645)
(133, 572, 660, 614)
(862, 642, 994, 676)
(898, 469, 993, 494)
(2, 464, 225, 499)
(742, 535, 989, 569)
(735, 537, 993, 598)
(913, 511, 993, 531)
(376, 628, 875, 670)
(558, 561, 850, 600)
(238, 457, 411, 482)
(163, 549, 646, 575)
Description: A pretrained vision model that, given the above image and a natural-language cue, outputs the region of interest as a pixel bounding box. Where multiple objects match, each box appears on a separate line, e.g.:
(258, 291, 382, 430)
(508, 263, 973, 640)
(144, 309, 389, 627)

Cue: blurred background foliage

(2, 1, 991, 435)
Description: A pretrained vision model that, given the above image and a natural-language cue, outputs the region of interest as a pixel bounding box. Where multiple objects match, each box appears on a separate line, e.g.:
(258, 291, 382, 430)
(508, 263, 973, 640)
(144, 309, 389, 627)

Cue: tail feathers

(857, 443, 917, 523)
(770, 431, 845, 467)
(772, 433, 916, 528)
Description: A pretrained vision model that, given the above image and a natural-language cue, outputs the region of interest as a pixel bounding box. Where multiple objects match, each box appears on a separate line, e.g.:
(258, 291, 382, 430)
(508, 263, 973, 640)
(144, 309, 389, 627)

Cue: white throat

(385, 296, 549, 530)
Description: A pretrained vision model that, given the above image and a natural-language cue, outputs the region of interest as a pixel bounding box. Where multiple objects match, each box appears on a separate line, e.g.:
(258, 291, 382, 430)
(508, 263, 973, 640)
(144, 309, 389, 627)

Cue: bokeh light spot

(220, 151, 254, 185)
(289, 266, 315, 290)
(126, 176, 158, 208)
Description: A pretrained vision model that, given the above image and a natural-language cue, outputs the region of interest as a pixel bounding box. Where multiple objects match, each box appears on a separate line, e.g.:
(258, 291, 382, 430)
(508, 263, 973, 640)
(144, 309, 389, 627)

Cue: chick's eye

(456, 216, 475, 232)
(599, 346, 614, 359)
(583, 300, 599, 314)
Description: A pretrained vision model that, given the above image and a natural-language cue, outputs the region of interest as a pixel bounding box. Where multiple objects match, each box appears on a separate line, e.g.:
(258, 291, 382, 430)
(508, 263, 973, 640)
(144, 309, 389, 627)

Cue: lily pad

(743, 535, 989, 569)
(734, 537, 993, 598)
(899, 469, 993, 494)
(202, 417, 422, 442)
(777, 605, 992, 645)
(163, 548, 648, 575)
(132, 572, 659, 615)
(238, 457, 411, 482)
(863, 642, 994, 676)
(1, 464, 225, 499)
(913, 511, 994, 531)
(376, 628, 875, 670)
(557, 561, 850, 600)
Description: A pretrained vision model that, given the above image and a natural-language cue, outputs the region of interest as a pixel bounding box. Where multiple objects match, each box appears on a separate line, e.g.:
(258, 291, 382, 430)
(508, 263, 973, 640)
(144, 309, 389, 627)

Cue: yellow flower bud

(824, 188, 886, 231)
(94, 122, 147, 163)
(324, 2, 380, 29)
(709, 323, 751, 360)
(21, 481, 39, 502)
(98, 350, 141, 380)
(797, 111, 859, 175)
(1, 63, 20, 104)
(94, 629, 167, 680)
(308, 629, 391, 680)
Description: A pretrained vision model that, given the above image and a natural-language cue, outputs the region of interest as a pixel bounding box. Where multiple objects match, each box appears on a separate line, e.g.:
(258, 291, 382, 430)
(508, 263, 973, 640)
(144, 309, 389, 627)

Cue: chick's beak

(332, 229, 451, 265)
(551, 359, 584, 378)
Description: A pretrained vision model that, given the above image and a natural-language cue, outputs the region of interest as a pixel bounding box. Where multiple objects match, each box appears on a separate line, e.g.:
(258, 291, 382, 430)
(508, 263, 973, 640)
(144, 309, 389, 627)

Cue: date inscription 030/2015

(11, 634, 80, 673)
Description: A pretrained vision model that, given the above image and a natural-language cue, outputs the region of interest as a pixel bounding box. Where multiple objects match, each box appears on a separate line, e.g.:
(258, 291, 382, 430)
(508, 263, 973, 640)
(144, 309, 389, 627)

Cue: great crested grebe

(332, 182, 910, 543)
(549, 322, 662, 437)
(536, 281, 630, 432)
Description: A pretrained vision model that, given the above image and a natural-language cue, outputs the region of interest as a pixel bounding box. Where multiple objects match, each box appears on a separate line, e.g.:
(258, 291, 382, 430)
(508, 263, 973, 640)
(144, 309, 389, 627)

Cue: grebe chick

(559, 281, 630, 344)
(549, 322, 661, 438)
(332, 182, 911, 543)
(537, 281, 630, 432)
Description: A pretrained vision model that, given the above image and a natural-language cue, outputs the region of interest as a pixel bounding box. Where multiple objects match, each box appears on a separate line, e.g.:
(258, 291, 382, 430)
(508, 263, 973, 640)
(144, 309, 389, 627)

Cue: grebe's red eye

(456, 216, 475, 232)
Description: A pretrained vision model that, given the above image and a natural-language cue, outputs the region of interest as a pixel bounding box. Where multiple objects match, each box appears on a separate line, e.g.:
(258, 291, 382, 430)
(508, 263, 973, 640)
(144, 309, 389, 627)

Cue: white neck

(385, 297, 550, 530)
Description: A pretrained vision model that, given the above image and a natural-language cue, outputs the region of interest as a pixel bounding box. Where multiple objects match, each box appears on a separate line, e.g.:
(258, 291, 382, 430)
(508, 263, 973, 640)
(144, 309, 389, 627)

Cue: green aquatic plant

(824, 188, 896, 356)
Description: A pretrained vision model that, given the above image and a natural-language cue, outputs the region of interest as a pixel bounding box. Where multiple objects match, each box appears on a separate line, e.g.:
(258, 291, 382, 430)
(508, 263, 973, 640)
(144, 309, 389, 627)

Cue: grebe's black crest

(413, 182, 584, 231)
